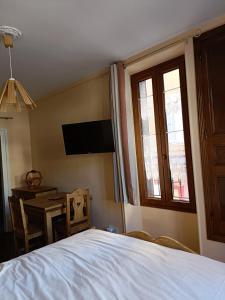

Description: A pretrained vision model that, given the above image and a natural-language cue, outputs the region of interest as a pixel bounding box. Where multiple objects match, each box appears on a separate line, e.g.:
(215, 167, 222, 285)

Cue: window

(131, 56, 196, 212)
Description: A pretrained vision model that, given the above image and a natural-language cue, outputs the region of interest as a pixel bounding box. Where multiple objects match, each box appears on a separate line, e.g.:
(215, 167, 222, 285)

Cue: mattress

(1, 229, 225, 300)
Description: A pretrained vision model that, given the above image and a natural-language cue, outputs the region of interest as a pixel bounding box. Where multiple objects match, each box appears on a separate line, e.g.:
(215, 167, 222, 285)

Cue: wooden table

(24, 193, 66, 244)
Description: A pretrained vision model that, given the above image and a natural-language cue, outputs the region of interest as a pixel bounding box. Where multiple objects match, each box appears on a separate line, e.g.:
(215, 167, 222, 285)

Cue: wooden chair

(125, 231, 196, 254)
(125, 230, 154, 242)
(152, 236, 196, 254)
(9, 196, 44, 255)
(54, 188, 91, 240)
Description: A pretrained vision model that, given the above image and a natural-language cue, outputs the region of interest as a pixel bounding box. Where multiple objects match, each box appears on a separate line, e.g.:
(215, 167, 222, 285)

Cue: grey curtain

(110, 63, 135, 205)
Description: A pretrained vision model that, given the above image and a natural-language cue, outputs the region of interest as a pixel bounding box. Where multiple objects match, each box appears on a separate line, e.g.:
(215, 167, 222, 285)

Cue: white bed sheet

(1, 229, 225, 300)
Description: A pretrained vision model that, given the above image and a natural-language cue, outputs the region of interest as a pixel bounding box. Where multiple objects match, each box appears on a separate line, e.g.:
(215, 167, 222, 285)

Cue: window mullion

(178, 61, 196, 209)
(154, 69, 173, 205)
(152, 71, 166, 206)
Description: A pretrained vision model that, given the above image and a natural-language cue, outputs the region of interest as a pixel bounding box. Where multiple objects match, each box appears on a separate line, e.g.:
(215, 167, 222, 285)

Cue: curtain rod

(124, 30, 201, 67)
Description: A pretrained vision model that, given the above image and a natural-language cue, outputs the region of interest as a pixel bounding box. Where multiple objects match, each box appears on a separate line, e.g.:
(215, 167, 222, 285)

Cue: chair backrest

(9, 196, 27, 235)
(66, 188, 91, 236)
(125, 231, 154, 242)
(124, 231, 196, 254)
(153, 236, 196, 254)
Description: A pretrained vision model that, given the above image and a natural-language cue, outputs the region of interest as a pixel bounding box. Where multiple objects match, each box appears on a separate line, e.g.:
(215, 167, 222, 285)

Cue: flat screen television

(62, 120, 115, 155)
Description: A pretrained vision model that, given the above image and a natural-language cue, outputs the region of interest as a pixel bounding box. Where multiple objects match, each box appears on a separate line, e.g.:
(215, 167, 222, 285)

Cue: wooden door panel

(217, 177, 225, 221)
(195, 24, 225, 242)
(206, 39, 225, 134)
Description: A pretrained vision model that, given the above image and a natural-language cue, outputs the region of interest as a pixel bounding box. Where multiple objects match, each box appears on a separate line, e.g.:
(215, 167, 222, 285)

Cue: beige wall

(29, 51, 200, 252)
(0, 111, 32, 189)
(28, 14, 225, 261)
(29, 72, 123, 232)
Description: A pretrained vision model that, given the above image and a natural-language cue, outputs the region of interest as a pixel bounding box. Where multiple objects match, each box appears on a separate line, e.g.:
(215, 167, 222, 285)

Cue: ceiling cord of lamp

(0, 25, 37, 112)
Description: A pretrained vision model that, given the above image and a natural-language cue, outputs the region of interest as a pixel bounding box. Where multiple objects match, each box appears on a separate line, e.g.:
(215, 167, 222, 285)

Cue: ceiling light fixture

(0, 25, 36, 112)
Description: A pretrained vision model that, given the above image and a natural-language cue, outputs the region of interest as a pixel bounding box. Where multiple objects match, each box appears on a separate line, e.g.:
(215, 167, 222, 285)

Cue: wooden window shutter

(194, 24, 225, 242)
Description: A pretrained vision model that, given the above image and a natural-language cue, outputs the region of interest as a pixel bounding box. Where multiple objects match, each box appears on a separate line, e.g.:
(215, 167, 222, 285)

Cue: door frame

(0, 129, 11, 232)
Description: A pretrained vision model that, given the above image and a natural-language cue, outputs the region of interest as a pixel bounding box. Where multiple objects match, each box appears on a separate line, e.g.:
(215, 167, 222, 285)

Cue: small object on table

(26, 170, 42, 188)
(12, 186, 58, 200)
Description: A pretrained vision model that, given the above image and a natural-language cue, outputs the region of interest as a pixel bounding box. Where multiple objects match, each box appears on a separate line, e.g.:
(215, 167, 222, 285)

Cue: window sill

(140, 199, 197, 213)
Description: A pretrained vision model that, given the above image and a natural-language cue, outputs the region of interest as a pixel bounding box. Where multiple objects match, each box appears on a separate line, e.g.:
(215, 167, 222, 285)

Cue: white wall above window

(127, 42, 185, 75)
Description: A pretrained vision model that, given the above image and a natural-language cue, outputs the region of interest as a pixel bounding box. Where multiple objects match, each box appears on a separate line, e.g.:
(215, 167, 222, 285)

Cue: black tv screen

(62, 120, 115, 155)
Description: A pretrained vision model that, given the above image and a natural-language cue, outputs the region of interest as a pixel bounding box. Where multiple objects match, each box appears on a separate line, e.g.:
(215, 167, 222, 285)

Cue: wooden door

(195, 24, 225, 242)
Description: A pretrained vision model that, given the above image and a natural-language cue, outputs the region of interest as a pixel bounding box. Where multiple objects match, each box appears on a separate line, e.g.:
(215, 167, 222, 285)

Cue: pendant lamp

(0, 26, 37, 112)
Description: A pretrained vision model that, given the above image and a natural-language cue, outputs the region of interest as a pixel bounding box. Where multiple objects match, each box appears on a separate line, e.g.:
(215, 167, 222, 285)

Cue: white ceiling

(1, 0, 225, 99)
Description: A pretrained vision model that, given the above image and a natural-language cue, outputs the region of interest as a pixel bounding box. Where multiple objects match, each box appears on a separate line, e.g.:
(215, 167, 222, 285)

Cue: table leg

(44, 212, 53, 244)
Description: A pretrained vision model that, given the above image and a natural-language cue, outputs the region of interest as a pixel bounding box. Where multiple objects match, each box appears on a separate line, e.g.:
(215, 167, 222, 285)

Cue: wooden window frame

(131, 56, 196, 213)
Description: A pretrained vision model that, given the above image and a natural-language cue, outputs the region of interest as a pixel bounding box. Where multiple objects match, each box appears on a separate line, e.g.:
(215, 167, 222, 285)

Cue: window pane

(139, 79, 161, 198)
(163, 69, 189, 202)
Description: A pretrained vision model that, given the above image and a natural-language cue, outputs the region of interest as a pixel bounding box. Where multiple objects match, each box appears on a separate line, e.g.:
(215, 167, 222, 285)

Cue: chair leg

(38, 236, 43, 248)
(24, 238, 29, 253)
(14, 234, 19, 257)
(53, 229, 57, 242)
(55, 229, 61, 242)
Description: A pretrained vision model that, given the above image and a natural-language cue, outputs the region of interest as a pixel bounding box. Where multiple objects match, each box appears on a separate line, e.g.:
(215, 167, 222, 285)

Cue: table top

(12, 186, 57, 193)
(23, 192, 66, 211)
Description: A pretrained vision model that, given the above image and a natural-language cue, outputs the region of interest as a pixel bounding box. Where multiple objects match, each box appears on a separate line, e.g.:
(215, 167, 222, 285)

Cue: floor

(0, 232, 48, 263)
(0, 232, 15, 263)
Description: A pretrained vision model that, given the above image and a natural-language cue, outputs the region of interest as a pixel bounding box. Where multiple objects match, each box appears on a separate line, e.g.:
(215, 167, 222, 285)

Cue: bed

(1, 229, 225, 300)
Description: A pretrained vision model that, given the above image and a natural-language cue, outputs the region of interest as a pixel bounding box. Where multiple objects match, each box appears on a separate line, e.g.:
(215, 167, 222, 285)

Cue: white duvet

(1, 229, 225, 300)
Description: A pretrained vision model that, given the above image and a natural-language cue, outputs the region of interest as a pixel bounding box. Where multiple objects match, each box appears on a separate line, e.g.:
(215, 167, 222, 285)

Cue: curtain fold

(110, 63, 138, 205)
(124, 70, 140, 206)
(110, 64, 127, 204)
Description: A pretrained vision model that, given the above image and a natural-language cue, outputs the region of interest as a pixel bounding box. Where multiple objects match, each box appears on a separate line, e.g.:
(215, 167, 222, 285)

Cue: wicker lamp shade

(0, 26, 36, 112)
(0, 78, 37, 112)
